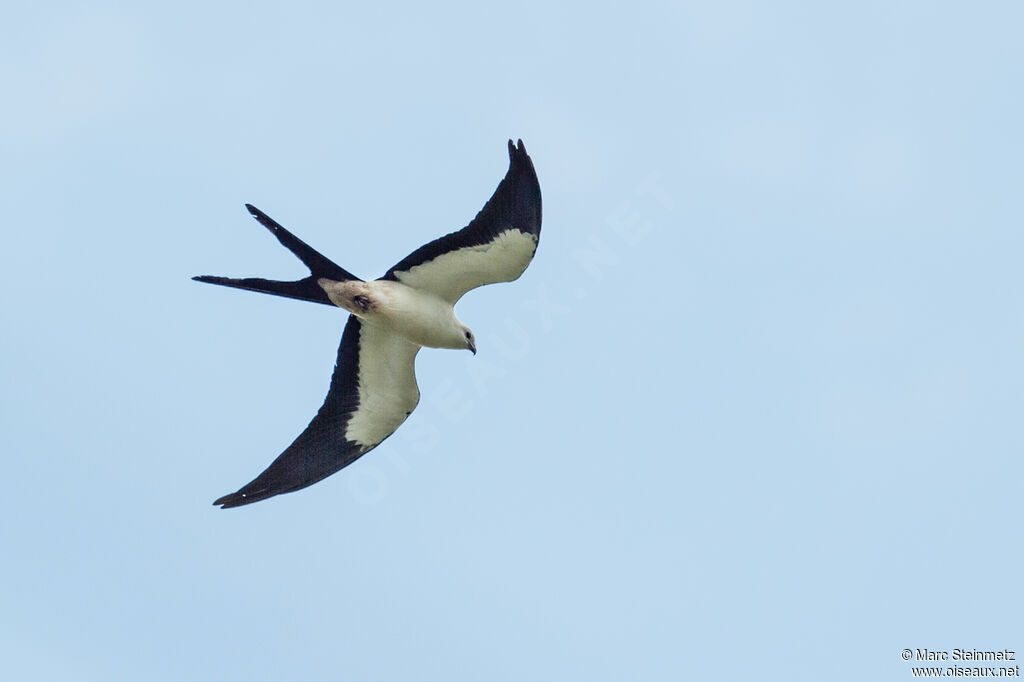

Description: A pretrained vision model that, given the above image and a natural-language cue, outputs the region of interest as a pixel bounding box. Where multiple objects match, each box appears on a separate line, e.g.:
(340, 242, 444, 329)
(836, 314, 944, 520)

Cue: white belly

(319, 278, 465, 349)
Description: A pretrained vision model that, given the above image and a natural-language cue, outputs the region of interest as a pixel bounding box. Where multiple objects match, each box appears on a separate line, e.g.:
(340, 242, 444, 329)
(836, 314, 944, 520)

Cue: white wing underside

(392, 229, 539, 304)
(345, 321, 421, 448)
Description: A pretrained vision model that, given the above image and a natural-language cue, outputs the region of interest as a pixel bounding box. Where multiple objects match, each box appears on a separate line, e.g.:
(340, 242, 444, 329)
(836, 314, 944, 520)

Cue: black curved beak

(468, 339, 477, 355)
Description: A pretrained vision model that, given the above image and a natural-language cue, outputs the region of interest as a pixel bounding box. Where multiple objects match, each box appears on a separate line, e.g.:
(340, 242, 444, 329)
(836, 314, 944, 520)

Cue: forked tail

(193, 204, 360, 306)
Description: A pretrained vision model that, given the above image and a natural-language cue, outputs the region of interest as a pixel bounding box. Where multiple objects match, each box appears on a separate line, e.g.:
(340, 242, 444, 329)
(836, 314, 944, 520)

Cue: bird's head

(462, 326, 476, 355)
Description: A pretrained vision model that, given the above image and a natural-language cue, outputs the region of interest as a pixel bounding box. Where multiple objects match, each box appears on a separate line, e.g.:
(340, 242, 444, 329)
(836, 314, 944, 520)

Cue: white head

(460, 323, 476, 355)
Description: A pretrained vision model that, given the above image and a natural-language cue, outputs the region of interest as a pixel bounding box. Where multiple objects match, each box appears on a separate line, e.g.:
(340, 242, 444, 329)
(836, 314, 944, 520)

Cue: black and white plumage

(195, 140, 542, 508)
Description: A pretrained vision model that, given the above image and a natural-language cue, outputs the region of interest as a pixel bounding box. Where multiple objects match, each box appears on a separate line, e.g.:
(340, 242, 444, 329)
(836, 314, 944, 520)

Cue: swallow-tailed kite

(195, 140, 542, 508)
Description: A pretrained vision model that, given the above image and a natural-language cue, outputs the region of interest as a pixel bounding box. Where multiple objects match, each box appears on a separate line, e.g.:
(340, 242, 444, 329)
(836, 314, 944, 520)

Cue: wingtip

(212, 492, 246, 509)
(213, 486, 277, 509)
(508, 138, 529, 162)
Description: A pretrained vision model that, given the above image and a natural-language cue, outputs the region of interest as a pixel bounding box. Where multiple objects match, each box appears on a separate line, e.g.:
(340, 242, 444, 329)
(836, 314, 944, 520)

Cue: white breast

(365, 280, 465, 350)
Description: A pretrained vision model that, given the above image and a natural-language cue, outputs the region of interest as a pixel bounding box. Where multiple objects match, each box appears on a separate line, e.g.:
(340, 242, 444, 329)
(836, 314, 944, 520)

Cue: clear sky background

(2, 2, 1022, 680)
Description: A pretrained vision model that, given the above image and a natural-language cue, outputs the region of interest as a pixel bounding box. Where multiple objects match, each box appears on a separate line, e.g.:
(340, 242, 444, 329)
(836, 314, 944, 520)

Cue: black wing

(213, 316, 420, 508)
(381, 139, 542, 303)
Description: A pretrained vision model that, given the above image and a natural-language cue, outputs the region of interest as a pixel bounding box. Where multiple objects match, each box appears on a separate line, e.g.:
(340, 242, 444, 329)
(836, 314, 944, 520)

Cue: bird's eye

(465, 331, 471, 339)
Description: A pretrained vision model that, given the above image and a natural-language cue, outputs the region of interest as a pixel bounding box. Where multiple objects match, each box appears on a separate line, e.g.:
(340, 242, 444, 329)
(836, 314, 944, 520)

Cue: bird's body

(195, 140, 542, 508)
(319, 278, 472, 351)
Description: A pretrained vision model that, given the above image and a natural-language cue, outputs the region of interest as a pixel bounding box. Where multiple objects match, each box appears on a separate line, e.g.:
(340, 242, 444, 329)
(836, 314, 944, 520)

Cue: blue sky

(2, 1, 1022, 680)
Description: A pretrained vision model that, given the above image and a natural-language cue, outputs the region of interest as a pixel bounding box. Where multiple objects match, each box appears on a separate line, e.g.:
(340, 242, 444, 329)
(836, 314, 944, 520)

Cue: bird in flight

(195, 140, 542, 508)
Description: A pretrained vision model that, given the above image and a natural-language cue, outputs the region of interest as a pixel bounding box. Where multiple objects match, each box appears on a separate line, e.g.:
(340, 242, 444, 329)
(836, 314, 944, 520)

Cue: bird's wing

(381, 139, 542, 304)
(213, 315, 420, 508)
